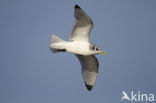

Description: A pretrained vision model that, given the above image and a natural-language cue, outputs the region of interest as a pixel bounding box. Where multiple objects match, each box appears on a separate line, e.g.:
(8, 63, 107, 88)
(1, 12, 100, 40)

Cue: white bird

(49, 5, 106, 91)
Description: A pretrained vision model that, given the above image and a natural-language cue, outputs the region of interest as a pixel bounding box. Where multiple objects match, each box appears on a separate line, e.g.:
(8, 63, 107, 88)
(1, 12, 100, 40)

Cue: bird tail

(49, 34, 67, 53)
(50, 34, 65, 44)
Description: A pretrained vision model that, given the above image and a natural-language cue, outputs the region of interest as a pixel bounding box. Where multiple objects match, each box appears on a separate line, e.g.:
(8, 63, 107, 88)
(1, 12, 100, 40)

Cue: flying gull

(49, 5, 106, 91)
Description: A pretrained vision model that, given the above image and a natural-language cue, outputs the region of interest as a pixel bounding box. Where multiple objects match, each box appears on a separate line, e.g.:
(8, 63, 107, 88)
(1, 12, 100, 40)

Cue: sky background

(0, 0, 156, 103)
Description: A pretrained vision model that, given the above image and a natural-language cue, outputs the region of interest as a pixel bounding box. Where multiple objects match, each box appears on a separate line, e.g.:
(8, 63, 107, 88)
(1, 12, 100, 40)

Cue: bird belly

(66, 41, 92, 55)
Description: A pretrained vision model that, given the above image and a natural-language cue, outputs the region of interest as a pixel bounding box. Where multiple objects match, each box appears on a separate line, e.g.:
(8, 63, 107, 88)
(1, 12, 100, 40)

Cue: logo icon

(121, 91, 131, 101)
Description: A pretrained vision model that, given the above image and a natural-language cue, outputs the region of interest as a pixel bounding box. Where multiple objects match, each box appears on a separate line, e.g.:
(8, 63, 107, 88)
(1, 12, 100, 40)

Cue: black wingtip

(75, 5, 80, 9)
(85, 84, 93, 91)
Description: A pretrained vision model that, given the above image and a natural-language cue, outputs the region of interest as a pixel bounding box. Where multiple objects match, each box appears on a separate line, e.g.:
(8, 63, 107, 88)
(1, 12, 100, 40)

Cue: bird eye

(96, 48, 99, 51)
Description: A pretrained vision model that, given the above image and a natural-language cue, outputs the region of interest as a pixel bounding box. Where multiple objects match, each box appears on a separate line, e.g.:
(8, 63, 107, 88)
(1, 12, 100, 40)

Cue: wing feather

(76, 55, 98, 91)
(70, 5, 93, 42)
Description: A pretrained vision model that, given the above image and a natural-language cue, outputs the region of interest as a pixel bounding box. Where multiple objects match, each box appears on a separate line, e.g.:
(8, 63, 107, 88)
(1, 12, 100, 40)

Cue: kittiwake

(49, 5, 106, 91)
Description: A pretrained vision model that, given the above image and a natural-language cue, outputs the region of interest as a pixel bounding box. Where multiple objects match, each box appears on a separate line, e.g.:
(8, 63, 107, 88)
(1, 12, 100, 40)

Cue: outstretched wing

(70, 5, 93, 42)
(76, 55, 98, 91)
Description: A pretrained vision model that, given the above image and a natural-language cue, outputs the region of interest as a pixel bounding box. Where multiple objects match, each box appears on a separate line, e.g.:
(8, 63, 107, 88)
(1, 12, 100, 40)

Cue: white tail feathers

(50, 34, 65, 44)
(49, 34, 67, 53)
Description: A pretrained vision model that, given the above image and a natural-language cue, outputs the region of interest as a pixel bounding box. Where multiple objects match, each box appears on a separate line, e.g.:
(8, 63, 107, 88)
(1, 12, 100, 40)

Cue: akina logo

(121, 91, 154, 102)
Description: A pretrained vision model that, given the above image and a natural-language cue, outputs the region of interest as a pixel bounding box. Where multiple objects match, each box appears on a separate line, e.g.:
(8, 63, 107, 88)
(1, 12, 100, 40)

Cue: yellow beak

(100, 51, 106, 55)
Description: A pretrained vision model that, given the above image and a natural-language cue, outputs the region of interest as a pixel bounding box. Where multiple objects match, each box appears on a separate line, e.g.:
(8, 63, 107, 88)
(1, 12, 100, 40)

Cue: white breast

(66, 41, 91, 55)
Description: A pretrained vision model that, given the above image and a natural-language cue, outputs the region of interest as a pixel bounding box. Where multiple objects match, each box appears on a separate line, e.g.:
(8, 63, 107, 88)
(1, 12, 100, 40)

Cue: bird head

(90, 45, 106, 55)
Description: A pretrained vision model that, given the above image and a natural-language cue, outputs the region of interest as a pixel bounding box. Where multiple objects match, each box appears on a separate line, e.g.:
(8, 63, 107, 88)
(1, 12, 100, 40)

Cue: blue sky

(0, 0, 156, 103)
